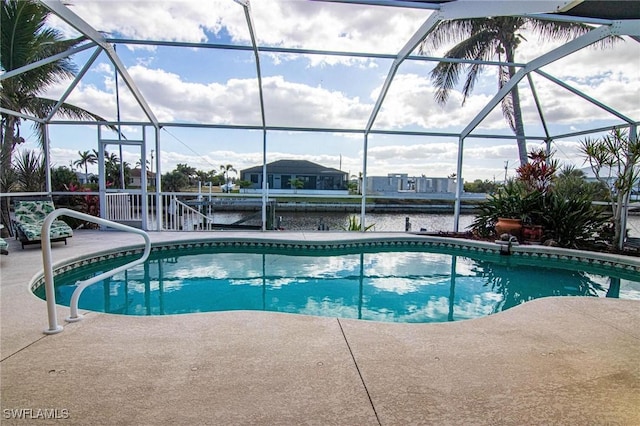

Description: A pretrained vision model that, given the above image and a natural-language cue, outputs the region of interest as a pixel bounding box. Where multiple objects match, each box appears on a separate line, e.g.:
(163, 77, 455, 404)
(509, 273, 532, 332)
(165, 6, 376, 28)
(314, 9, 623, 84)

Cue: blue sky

(18, 0, 640, 182)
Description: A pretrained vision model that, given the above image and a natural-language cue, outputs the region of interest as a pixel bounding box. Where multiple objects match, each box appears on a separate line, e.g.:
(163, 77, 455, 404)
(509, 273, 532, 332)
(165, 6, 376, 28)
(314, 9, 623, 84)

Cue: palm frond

(13, 148, 45, 191)
(25, 97, 113, 148)
(419, 19, 476, 54)
(432, 28, 496, 105)
(431, 61, 462, 104)
(2, 0, 85, 96)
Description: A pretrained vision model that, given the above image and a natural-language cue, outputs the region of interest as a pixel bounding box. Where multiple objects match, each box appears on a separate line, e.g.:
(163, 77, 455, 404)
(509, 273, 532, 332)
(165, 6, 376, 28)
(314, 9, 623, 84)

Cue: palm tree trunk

(506, 46, 528, 165)
(0, 116, 16, 234)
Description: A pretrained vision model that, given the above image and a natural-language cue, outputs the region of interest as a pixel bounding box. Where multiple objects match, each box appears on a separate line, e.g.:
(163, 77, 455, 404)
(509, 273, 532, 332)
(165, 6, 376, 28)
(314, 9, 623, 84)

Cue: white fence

(104, 193, 217, 231)
(105, 193, 143, 222)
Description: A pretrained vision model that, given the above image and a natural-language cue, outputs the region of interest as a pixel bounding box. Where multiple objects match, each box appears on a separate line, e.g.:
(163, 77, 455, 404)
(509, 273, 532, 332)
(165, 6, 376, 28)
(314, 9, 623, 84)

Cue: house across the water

(240, 160, 348, 194)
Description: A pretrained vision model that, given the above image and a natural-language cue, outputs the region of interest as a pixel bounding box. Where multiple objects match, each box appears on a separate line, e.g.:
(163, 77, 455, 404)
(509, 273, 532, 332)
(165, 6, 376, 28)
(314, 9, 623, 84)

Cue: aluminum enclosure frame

(2, 0, 639, 233)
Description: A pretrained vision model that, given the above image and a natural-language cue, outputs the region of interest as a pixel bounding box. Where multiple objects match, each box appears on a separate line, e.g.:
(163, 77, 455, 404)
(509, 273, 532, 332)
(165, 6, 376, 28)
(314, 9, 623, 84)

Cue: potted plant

(471, 180, 528, 239)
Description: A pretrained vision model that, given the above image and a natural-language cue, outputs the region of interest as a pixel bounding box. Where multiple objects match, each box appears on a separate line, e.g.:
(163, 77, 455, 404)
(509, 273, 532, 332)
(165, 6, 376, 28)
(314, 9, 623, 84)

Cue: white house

(366, 174, 456, 196)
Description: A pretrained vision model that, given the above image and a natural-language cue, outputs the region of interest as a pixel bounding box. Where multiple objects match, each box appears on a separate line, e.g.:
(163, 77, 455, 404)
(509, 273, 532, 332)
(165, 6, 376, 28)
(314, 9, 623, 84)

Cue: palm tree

(13, 149, 45, 192)
(73, 150, 98, 184)
(1, 0, 109, 228)
(220, 164, 236, 192)
(419, 17, 600, 165)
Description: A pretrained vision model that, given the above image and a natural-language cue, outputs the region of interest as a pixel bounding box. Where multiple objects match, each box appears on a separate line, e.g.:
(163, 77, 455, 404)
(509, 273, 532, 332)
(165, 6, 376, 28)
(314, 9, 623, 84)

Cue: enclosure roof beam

(320, 0, 443, 11)
(39, 0, 160, 129)
(461, 23, 618, 139)
(364, 0, 579, 134)
(234, 0, 266, 130)
(107, 37, 525, 67)
(0, 42, 96, 81)
(365, 12, 441, 133)
(551, 122, 639, 140)
(45, 47, 102, 122)
(322, 0, 579, 17)
(438, 0, 579, 20)
(535, 69, 635, 124)
(0, 108, 45, 123)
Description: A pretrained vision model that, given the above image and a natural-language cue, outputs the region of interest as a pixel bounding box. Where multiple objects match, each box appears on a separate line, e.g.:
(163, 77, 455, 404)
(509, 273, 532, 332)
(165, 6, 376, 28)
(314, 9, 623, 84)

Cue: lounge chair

(0, 223, 7, 255)
(12, 199, 73, 249)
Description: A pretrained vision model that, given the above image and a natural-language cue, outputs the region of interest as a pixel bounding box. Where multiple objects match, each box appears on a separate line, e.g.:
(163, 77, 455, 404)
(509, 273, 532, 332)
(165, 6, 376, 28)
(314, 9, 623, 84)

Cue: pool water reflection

(37, 247, 640, 323)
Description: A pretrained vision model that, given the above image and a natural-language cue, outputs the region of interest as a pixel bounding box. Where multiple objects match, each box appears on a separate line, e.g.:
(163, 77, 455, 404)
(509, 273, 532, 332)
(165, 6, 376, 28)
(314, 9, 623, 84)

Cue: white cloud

(33, 1, 639, 183)
(55, 0, 430, 61)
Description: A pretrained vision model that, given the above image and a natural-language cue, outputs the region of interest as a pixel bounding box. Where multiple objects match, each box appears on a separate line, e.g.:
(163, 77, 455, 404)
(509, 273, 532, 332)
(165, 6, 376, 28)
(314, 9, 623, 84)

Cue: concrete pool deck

(1, 230, 639, 425)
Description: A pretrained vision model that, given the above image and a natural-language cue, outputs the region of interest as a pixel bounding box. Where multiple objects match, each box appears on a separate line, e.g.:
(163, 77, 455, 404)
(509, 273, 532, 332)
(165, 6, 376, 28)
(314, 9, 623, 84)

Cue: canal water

(212, 211, 640, 236)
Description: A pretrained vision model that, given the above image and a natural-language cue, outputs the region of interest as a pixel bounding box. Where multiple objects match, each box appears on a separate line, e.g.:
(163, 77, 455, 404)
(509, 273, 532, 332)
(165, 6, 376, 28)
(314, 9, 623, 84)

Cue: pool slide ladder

(41, 208, 151, 334)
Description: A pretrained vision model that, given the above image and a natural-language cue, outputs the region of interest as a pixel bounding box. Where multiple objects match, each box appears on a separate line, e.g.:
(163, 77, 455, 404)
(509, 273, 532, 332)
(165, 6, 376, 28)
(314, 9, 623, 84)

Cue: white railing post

(41, 208, 151, 334)
(172, 197, 215, 231)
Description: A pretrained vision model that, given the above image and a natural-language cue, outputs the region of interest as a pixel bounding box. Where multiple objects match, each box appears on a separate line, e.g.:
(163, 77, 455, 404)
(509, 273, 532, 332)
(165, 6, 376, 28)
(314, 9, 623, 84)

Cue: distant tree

(135, 158, 150, 171)
(161, 170, 189, 192)
(211, 172, 225, 186)
(347, 181, 359, 194)
(236, 180, 252, 191)
(220, 164, 236, 191)
(464, 179, 499, 193)
(194, 170, 210, 184)
(51, 165, 79, 191)
(288, 177, 304, 192)
(176, 163, 197, 185)
(74, 150, 97, 183)
(102, 151, 130, 188)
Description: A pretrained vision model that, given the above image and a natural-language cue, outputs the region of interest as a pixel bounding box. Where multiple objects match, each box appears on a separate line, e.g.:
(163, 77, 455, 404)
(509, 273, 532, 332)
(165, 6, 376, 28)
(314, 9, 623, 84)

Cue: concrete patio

(1, 230, 639, 425)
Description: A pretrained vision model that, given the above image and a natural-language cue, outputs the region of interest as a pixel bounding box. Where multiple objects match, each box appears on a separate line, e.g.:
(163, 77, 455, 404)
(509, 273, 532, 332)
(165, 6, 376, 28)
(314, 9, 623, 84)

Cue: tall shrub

(581, 128, 640, 251)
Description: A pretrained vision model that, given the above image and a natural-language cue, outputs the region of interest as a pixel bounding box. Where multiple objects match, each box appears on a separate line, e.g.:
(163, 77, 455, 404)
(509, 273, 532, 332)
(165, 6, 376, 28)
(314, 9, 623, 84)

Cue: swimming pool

(34, 238, 640, 323)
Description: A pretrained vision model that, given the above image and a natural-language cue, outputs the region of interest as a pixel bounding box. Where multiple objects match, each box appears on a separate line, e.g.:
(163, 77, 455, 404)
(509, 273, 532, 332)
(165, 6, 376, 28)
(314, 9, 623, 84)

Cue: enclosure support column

(262, 129, 267, 231)
(43, 124, 52, 193)
(453, 136, 464, 232)
(155, 127, 162, 231)
(360, 133, 369, 232)
(140, 126, 148, 230)
(620, 124, 637, 249)
(98, 127, 106, 226)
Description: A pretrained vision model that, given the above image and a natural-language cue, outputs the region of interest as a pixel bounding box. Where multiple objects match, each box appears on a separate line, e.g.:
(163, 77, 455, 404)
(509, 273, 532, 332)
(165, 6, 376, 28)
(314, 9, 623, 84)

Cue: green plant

(581, 128, 640, 251)
(1, 0, 113, 229)
(51, 166, 79, 191)
(470, 180, 536, 237)
(162, 170, 189, 192)
(13, 149, 45, 192)
(541, 193, 609, 248)
(470, 149, 610, 248)
(288, 177, 304, 191)
(342, 216, 375, 232)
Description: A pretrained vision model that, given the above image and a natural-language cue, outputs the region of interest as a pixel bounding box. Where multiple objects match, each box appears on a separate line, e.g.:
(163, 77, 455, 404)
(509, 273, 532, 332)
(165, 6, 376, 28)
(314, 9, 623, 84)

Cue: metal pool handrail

(42, 208, 151, 335)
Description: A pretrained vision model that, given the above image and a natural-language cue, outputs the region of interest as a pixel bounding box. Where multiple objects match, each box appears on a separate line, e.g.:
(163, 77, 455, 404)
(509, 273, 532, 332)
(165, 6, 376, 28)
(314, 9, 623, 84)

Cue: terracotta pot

(495, 218, 522, 239)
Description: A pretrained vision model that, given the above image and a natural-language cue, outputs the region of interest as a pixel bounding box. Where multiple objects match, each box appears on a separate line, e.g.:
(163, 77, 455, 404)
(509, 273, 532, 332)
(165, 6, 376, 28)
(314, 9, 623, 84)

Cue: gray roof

(409, 0, 640, 20)
(241, 160, 347, 176)
(558, 0, 640, 20)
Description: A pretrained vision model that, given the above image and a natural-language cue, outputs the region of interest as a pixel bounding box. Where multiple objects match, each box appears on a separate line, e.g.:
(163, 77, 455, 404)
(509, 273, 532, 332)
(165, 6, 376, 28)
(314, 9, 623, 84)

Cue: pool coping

(2, 230, 640, 425)
(29, 233, 640, 294)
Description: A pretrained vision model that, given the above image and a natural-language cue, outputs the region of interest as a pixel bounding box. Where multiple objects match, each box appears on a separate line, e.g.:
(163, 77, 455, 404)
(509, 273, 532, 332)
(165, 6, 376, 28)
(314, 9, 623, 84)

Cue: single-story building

(240, 160, 348, 191)
(129, 168, 156, 188)
(367, 173, 456, 195)
(75, 171, 97, 185)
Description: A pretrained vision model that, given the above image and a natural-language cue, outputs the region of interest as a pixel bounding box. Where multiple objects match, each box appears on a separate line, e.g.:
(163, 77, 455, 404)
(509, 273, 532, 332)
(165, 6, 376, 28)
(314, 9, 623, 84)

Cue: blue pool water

(36, 243, 640, 323)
